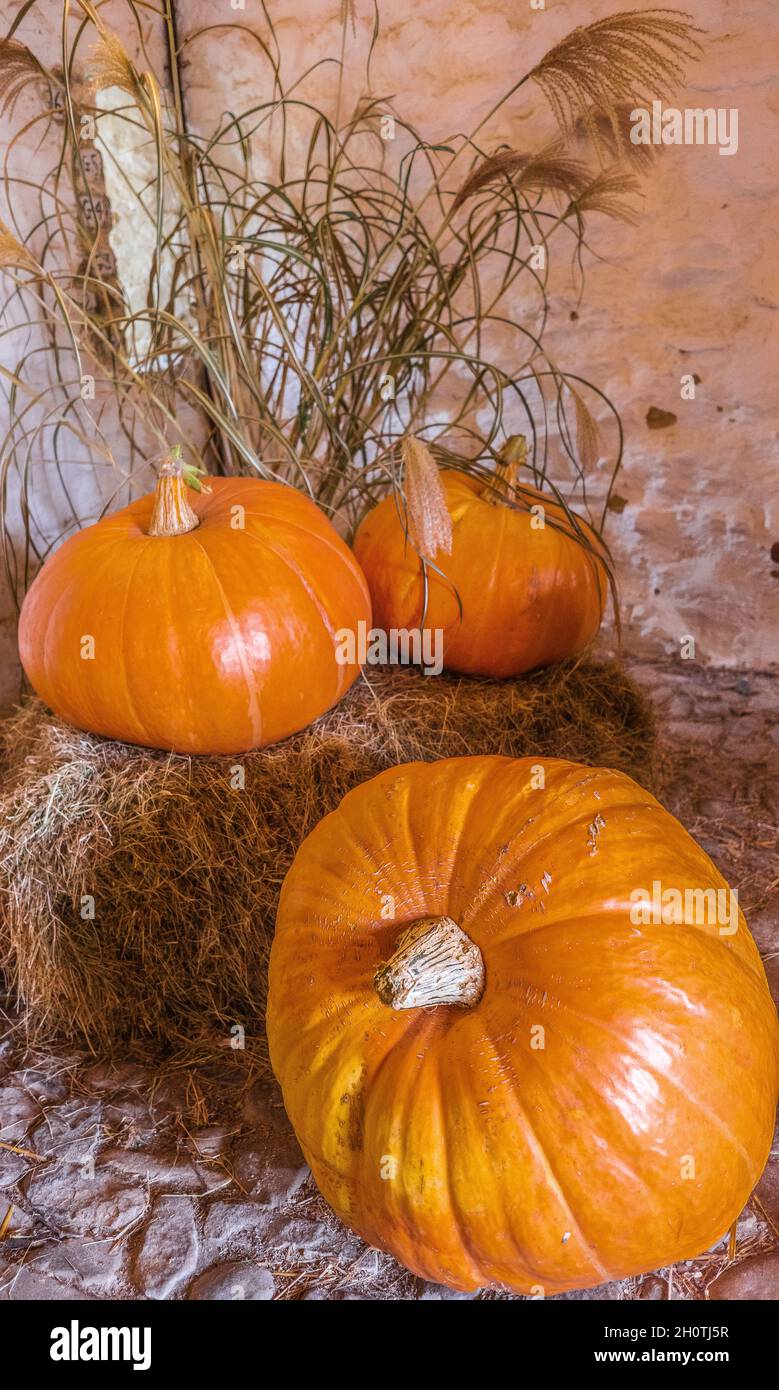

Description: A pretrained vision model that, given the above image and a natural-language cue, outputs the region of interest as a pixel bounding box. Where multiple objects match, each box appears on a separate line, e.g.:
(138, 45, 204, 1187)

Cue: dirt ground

(1, 658, 777, 1301)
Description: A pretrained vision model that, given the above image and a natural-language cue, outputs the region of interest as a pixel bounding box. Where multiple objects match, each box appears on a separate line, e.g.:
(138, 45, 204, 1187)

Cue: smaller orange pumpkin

(18, 451, 371, 754)
(353, 437, 609, 677)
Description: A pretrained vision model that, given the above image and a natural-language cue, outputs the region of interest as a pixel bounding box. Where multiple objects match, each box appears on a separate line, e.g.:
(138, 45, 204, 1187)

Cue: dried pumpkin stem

(374, 916, 485, 1010)
(486, 433, 528, 507)
(147, 446, 200, 538)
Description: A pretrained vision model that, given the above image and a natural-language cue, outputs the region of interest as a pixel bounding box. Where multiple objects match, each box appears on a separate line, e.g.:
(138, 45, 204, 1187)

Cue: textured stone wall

(0, 0, 775, 706)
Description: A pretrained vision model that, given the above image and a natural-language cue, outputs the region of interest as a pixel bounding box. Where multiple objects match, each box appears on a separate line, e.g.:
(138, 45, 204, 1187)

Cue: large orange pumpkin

(268, 755, 779, 1294)
(19, 454, 371, 754)
(353, 446, 608, 677)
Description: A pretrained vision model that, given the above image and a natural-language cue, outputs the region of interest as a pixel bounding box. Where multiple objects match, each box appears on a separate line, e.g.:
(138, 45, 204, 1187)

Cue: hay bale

(0, 661, 654, 1076)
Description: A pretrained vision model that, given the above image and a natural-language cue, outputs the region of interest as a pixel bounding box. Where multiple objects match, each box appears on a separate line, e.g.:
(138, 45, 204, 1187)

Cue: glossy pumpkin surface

(268, 755, 779, 1293)
(353, 470, 607, 676)
(19, 476, 371, 754)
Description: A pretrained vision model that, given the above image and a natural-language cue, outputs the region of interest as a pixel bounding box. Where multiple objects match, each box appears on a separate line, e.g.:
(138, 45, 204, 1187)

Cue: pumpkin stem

(374, 916, 485, 1010)
(485, 434, 527, 507)
(147, 446, 200, 537)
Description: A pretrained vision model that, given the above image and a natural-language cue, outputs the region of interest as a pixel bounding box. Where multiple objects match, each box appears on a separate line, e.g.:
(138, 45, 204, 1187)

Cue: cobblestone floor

(1, 659, 777, 1301)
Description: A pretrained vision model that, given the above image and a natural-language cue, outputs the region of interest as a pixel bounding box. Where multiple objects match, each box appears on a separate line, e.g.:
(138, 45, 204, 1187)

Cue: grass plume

(531, 9, 703, 145)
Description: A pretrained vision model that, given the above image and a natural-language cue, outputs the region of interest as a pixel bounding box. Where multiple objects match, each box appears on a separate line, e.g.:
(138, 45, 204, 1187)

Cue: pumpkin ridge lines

(36, 551, 92, 703)
(240, 528, 337, 637)
(283, 1021, 418, 1256)
(392, 1012, 445, 1256)
(243, 507, 365, 576)
(114, 535, 159, 746)
(459, 782, 650, 930)
(191, 535, 263, 746)
(494, 901, 768, 980)
(236, 526, 352, 700)
(475, 497, 510, 660)
(287, 989, 385, 1060)
(437, 762, 503, 920)
(397, 770, 428, 917)
(335, 1009, 436, 1248)
(430, 1040, 487, 1288)
(478, 1023, 614, 1284)
(37, 534, 136, 731)
(530, 987, 757, 1175)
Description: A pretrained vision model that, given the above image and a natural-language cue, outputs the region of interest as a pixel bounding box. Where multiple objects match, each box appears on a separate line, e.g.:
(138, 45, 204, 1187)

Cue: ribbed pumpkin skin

(19, 478, 371, 754)
(268, 756, 779, 1294)
(353, 471, 607, 676)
